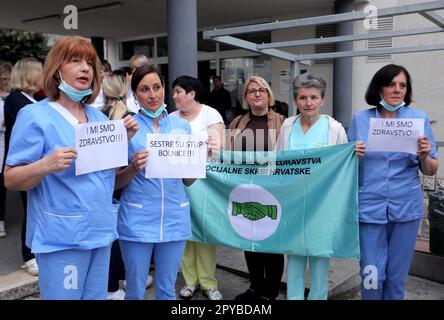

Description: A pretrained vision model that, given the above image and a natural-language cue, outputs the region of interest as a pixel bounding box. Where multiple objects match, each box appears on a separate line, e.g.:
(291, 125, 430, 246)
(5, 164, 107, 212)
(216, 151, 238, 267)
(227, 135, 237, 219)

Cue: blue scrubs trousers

(36, 246, 111, 300)
(287, 255, 330, 300)
(120, 240, 186, 300)
(359, 219, 420, 300)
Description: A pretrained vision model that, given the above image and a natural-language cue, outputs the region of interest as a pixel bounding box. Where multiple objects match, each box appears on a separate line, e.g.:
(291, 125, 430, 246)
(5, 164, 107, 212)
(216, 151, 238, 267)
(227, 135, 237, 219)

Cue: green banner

(186, 143, 360, 260)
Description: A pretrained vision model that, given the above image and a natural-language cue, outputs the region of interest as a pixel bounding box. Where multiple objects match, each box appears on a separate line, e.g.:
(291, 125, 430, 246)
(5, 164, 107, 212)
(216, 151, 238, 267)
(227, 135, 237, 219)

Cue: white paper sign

(75, 119, 128, 175)
(367, 118, 424, 154)
(146, 133, 207, 178)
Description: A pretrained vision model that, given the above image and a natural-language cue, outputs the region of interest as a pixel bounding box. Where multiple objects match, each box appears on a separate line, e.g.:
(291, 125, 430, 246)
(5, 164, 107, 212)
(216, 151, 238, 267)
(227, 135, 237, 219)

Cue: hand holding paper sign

(417, 135, 432, 161)
(131, 150, 148, 172)
(43, 147, 77, 174)
(123, 115, 138, 141)
(417, 135, 439, 176)
(206, 136, 219, 158)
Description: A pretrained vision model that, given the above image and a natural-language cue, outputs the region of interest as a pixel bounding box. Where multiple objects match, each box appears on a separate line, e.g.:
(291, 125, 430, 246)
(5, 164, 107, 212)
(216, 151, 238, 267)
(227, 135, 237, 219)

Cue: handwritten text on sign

(367, 118, 424, 154)
(75, 120, 128, 175)
(146, 133, 207, 178)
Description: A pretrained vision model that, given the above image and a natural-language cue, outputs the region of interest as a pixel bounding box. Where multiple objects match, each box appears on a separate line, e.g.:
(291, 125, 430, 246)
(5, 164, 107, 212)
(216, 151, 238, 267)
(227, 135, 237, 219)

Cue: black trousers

(0, 173, 6, 221)
(244, 251, 284, 299)
(108, 240, 125, 292)
(20, 191, 34, 262)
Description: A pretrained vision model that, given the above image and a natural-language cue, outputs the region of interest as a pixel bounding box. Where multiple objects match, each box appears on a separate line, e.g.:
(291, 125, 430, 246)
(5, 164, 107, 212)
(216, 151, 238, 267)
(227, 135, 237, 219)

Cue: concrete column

(167, 0, 198, 110)
(333, 0, 354, 129)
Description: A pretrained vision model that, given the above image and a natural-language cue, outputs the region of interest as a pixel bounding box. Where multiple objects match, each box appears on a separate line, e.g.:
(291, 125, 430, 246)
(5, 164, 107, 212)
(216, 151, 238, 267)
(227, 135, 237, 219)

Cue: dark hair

(131, 65, 165, 92)
(365, 64, 412, 107)
(112, 69, 127, 79)
(212, 75, 221, 81)
(120, 66, 132, 76)
(172, 75, 204, 102)
(101, 59, 112, 72)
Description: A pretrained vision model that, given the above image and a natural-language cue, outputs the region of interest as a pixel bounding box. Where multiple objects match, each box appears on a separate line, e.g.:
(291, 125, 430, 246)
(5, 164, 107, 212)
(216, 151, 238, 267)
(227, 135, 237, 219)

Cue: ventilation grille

(315, 24, 335, 64)
(367, 16, 394, 62)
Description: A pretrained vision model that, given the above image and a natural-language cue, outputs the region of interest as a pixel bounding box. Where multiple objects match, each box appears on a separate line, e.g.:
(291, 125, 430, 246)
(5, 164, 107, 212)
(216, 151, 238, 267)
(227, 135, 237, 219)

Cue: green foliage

(0, 29, 49, 64)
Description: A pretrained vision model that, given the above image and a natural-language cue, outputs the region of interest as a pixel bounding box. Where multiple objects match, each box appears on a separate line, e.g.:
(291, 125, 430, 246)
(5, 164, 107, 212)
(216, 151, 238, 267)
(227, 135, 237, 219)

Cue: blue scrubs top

(6, 99, 117, 253)
(348, 106, 438, 223)
(118, 111, 192, 243)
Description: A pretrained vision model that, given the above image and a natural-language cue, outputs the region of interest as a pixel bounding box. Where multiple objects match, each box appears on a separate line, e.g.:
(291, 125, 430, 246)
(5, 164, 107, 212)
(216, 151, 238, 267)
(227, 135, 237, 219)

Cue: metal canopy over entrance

(203, 0, 444, 113)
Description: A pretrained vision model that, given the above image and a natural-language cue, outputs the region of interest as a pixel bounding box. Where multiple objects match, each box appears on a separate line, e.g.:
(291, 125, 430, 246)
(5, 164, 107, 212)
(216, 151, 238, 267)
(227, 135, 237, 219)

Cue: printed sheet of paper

(367, 118, 424, 154)
(146, 133, 207, 178)
(75, 120, 128, 175)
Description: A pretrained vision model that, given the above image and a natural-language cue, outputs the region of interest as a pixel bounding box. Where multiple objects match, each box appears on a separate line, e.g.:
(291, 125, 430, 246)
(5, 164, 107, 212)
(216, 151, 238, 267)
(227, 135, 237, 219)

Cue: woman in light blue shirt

(4, 36, 138, 300)
(276, 73, 364, 300)
(348, 64, 438, 300)
(115, 65, 195, 300)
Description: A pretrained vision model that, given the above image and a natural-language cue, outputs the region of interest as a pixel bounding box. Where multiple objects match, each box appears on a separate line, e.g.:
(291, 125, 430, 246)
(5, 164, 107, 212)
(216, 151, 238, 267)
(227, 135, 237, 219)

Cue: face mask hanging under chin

(379, 98, 405, 112)
(58, 73, 93, 102)
(140, 102, 167, 118)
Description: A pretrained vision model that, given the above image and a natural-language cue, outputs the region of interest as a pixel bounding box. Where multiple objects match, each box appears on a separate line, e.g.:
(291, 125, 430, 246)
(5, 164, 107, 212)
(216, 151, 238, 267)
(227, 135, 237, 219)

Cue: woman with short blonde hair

(229, 76, 285, 301)
(242, 76, 275, 109)
(9, 58, 43, 93)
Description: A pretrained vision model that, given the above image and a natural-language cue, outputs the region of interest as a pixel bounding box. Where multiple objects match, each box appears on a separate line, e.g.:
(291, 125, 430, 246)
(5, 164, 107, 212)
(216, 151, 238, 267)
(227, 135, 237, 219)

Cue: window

(157, 36, 168, 57)
(119, 38, 154, 60)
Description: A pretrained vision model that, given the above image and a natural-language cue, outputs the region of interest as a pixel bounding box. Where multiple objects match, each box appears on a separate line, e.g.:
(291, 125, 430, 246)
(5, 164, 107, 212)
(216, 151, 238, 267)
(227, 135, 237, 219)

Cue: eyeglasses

(247, 88, 268, 96)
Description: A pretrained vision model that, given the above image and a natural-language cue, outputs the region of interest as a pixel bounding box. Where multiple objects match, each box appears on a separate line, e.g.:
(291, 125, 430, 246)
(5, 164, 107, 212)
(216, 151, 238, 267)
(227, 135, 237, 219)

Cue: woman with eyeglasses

(228, 76, 286, 301)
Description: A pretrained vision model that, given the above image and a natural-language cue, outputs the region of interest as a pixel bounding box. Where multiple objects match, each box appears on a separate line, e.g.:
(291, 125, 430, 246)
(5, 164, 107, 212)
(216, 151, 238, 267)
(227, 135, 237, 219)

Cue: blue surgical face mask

(379, 97, 405, 112)
(58, 72, 93, 102)
(140, 102, 167, 118)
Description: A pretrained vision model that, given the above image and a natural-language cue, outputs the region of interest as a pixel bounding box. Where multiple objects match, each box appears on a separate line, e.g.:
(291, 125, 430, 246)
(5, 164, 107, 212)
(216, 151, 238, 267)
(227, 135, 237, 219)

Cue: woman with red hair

(4, 36, 137, 299)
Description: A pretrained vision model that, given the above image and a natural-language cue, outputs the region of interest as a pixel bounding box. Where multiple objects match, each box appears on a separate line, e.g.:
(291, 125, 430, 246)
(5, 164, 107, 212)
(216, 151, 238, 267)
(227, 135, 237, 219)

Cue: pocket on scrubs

(36, 209, 86, 246)
(118, 201, 146, 226)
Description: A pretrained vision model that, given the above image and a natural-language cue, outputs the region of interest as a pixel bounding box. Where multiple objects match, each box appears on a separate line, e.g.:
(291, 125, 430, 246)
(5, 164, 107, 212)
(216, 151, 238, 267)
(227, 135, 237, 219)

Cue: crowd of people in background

(0, 35, 438, 301)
